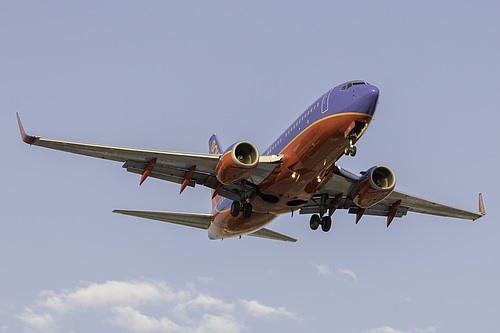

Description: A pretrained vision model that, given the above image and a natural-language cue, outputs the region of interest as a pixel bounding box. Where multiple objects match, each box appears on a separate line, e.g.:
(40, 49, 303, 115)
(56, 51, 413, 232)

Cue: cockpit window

(341, 81, 368, 91)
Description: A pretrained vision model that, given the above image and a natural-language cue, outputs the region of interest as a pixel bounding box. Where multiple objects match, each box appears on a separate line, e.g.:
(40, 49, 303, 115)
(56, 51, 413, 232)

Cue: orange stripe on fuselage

(255, 112, 372, 213)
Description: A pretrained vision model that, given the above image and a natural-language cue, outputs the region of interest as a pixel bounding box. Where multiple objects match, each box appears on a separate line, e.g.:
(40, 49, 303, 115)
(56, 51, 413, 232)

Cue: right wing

(113, 210, 296, 242)
(17, 113, 282, 200)
(301, 166, 484, 223)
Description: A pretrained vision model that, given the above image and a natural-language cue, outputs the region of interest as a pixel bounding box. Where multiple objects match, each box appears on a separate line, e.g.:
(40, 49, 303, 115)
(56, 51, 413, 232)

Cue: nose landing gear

(344, 138, 357, 157)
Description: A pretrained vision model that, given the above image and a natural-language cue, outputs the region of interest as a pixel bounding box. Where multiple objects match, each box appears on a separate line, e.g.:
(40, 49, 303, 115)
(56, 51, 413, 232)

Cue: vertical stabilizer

(209, 134, 223, 155)
(209, 134, 223, 209)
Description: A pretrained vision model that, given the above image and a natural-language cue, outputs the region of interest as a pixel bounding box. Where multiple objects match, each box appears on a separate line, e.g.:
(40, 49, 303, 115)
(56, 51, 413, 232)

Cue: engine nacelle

(352, 165, 396, 208)
(215, 141, 259, 185)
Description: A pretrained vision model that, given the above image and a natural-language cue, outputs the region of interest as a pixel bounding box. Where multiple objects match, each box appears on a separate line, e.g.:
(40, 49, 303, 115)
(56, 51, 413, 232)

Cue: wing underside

(16, 113, 282, 201)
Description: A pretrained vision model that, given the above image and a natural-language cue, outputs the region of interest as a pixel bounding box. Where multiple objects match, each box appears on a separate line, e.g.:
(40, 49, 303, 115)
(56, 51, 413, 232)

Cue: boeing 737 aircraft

(17, 81, 485, 242)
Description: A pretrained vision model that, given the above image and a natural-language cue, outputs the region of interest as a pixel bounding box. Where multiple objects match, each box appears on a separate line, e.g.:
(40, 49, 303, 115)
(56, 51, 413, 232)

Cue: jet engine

(215, 141, 259, 185)
(352, 165, 396, 208)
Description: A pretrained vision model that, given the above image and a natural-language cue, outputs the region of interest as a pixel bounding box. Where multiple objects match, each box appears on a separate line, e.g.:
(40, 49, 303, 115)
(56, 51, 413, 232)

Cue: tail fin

(209, 134, 223, 155)
(209, 134, 223, 209)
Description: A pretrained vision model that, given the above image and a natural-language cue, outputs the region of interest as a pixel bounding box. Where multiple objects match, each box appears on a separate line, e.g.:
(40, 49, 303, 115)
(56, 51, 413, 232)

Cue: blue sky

(2, 1, 499, 332)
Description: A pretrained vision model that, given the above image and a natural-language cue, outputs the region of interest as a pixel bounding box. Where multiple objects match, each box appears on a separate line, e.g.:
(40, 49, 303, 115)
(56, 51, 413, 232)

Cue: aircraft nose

(354, 85, 379, 116)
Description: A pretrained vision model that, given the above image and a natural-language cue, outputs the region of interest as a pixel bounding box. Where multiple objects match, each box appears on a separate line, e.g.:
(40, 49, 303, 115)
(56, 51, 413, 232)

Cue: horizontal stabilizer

(249, 228, 297, 242)
(113, 209, 296, 242)
(113, 210, 212, 230)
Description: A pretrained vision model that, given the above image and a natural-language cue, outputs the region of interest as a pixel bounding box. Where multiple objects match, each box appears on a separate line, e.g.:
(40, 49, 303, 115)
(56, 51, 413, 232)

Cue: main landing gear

(230, 200, 252, 219)
(344, 138, 357, 157)
(309, 193, 333, 232)
(310, 214, 332, 232)
(230, 179, 253, 219)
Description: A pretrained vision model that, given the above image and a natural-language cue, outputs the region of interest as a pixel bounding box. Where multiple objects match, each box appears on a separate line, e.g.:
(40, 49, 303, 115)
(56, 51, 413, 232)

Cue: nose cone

(353, 85, 379, 116)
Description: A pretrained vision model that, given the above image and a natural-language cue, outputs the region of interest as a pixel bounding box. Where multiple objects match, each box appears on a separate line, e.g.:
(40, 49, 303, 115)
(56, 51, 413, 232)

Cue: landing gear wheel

(310, 214, 320, 230)
(321, 216, 332, 232)
(242, 203, 252, 219)
(345, 139, 357, 157)
(230, 201, 240, 217)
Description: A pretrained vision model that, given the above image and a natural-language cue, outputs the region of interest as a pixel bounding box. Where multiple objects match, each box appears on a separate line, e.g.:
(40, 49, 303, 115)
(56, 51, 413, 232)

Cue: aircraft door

(321, 88, 333, 114)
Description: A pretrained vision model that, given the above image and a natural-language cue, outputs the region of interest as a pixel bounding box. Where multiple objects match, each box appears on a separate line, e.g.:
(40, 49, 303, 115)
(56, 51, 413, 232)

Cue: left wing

(17, 114, 282, 200)
(300, 166, 484, 225)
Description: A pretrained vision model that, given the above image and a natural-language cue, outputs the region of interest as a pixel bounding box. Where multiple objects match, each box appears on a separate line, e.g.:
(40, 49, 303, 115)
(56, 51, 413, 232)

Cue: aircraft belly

(208, 211, 278, 239)
(254, 113, 371, 215)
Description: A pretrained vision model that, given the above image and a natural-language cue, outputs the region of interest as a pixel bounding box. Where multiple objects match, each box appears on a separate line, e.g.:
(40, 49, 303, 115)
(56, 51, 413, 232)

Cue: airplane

(17, 80, 485, 242)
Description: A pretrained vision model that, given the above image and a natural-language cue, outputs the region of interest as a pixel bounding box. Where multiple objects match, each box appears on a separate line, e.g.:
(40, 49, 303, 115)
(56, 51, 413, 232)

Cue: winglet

(479, 193, 486, 216)
(16, 113, 39, 145)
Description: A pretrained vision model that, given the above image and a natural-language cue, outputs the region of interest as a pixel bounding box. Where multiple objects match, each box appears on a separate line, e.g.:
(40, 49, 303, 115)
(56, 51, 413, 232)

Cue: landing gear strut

(230, 180, 253, 218)
(309, 193, 334, 232)
(344, 138, 357, 157)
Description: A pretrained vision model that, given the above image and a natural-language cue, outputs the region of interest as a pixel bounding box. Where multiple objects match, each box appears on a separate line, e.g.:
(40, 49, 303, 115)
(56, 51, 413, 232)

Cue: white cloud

(313, 264, 358, 282)
(415, 329, 437, 333)
(197, 277, 214, 285)
(110, 306, 181, 332)
(314, 264, 331, 276)
(42, 280, 178, 313)
(337, 268, 358, 281)
(175, 294, 234, 314)
(240, 300, 298, 319)
(17, 279, 297, 332)
(365, 326, 437, 333)
(17, 307, 57, 332)
(365, 327, 404, 333)
(193, 314, 243, 333)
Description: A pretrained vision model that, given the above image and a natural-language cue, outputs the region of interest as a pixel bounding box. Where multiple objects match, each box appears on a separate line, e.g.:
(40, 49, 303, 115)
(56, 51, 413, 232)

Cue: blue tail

(208, 134, 223, 155)
(209, 134, 224, 210)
